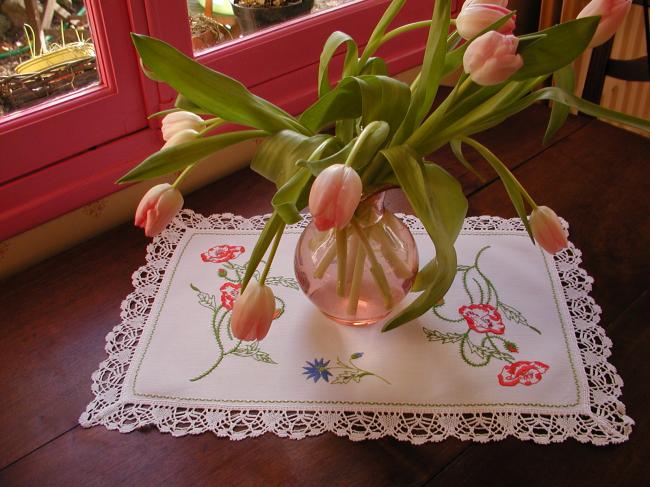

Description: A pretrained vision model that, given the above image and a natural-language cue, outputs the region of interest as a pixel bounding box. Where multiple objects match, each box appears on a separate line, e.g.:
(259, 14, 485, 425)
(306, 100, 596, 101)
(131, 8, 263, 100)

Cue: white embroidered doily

(79, 211, 633, 445)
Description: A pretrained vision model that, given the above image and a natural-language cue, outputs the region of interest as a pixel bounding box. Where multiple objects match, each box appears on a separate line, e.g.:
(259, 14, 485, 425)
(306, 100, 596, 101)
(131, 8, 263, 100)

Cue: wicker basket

(0, 56, 99, 113)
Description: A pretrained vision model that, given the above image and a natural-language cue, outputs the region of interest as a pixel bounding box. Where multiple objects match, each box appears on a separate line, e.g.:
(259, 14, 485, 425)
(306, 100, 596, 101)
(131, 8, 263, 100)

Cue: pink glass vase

(294, 193, 418, 326)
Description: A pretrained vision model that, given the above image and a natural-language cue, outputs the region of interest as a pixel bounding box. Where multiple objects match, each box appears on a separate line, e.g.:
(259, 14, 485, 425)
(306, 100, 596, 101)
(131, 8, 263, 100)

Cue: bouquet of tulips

(123, 0, 648, 340)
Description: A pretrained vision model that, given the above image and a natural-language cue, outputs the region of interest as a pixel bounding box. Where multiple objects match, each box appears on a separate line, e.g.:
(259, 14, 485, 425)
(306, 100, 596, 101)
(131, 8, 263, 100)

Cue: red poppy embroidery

(459, 303, 505, 334)
(201, 244, 245, 264)
(497, 361, 549, 387)
(220, 282, 241, 310)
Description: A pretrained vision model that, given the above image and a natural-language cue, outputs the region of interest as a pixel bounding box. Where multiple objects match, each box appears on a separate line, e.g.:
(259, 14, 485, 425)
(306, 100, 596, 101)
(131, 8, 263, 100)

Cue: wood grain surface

(1, 106, 648, 487)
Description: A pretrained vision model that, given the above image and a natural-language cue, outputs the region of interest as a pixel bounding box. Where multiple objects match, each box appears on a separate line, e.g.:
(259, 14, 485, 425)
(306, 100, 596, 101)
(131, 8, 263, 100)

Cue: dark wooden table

(1, 105, 649, 486)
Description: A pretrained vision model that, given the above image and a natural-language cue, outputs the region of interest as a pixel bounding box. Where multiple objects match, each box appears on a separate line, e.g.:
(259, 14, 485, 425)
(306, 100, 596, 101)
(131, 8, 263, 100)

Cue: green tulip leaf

(478, 86, 650, 133)
(449, 139, 486, 182)
(411, 161, 467, 291)
(174, 94, 211, 115)
(271, 168, 313, 224)
(393, 0, 450, 144)
(345, 121, 390, 170)
(381, 145, 458, 332)
(360, 57, 389, 76)
(361, 0, 407, 62)
(296, 140, 355, 176)
(543, 64, 575, 145)
(131, 34, 308, 135)
(513, 17, 599, 80)
(299, 75, 410, 136)
(318, 31, 359, 97)
(117, 130, 266, 183)
(251, 131, 334, 187)
(461, 137, 533, 239)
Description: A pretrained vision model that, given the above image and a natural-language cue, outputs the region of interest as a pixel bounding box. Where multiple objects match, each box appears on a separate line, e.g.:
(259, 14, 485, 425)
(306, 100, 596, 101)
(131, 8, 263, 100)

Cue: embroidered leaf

(251, 350, 277, 364)
(264, 276, 300, 290)
(423, 327, 465, 344)
(331, 370, 368, 384)
(233, 343, 277, 364)
(499, 302, 542, 334)
(190, 283, 217, 311)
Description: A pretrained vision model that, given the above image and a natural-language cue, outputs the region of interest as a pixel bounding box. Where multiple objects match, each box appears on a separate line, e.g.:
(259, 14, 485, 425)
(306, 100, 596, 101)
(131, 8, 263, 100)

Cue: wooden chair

(583, 0, 650, 104)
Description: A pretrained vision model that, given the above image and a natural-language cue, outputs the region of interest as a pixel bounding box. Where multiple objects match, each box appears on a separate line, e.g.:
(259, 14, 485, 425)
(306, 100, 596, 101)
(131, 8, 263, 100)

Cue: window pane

(0, 0, 99, 116)
(189, 0, 358, 54)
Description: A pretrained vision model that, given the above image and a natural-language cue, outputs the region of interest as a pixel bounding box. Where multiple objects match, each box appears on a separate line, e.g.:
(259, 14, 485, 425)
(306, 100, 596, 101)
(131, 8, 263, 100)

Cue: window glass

(189, 0, 358, 53)
(0, 0, 99, 116)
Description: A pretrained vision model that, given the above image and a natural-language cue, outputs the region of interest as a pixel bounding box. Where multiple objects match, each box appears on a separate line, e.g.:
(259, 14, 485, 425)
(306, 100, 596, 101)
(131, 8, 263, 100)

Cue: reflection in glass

(0, 0, 99, 116)
(189, 0, 358, 53)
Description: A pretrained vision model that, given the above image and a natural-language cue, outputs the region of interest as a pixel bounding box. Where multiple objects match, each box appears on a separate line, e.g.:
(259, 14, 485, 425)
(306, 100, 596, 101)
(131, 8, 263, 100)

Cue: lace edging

(79, 211, 634, 445)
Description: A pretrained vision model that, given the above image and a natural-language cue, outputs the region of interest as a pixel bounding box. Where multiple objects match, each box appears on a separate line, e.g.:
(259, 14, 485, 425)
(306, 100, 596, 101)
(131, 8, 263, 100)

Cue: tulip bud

(463, 31, 523, 86)
(161, 128, 200, 151)
(161, 111, 205, 142)
(308, 164, 363, 231)
(529, 206, 569, 254)
(134, 183, 184, 237)
(231, 281, 276, 341)
(456, 4, 516, 40)
(577, 0, 632, 48)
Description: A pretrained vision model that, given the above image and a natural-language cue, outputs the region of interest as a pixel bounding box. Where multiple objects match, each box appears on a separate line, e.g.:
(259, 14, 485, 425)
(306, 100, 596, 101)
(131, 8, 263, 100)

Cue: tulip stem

(351, 219, 393, 309)
(336, 228, 347, 296)
(172, 164, 195, 189)
(347, 243, 366, 315)
(260, 222, 285, 284)
(370, 220, 412, 279)
(380, 20, 432, 45)
(198, 117, 226, 136)
(313, 231, 337, 279)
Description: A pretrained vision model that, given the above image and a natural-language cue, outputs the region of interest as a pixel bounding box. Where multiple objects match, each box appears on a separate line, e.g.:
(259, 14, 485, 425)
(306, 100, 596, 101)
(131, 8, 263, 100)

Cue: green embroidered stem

(459, 333, 490, 367)
(190, 353, 225, 382)
(329, 355, 391, 385)
(336, 228, 347, 296)
(190, 308, 228, 381)
(485, 335, 515, 363)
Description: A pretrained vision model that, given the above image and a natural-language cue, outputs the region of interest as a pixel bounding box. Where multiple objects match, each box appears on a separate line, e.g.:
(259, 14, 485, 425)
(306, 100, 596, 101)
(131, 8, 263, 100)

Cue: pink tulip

(462, 0, 509, 7)
(529, 206, 569, 254)
(577, 0, 632, 48)
(463, 31, 524, 85)
(456, 4, 516, 40)
(308, 164, 363, 231)
(161, 111, 205, 142)
(134, 183, 184, 237)
(231, 281, 276, 341)
(161, 128, 200, 151)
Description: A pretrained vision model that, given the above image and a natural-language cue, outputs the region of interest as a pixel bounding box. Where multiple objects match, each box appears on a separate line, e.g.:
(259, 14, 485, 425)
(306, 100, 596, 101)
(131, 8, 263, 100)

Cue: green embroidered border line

(130, 229, 583, 409)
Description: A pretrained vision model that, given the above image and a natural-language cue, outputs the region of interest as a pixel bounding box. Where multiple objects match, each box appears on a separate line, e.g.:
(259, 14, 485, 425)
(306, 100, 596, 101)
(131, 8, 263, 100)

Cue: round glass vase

(294, 193, 418, 326)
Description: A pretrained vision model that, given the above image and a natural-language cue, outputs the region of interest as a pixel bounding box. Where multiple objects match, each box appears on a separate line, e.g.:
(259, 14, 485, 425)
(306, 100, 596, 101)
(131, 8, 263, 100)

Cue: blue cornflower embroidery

(301, 353, 390, 385)
(303, 358, 333, 383)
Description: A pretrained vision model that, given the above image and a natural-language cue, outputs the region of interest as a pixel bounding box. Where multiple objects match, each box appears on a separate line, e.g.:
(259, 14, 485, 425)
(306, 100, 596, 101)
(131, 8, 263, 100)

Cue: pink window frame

(0, 0, 459, 241)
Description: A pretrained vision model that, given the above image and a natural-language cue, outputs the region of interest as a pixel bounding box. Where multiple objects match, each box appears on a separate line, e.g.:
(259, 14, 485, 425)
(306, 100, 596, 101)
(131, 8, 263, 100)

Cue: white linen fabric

(80, 211, 633, 444)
